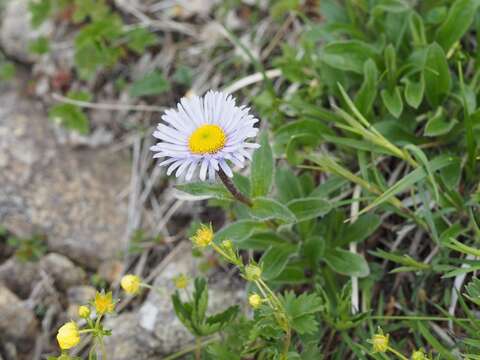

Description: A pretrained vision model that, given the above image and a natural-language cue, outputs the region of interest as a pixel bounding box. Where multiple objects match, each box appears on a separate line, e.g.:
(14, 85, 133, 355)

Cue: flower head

(371, 332, 389, 353)
(412, 349, 427, 360)
(248, 293, 262, 309)
(121, 274, 141, 295)
(174, 274, 189, 289)
(56, 321, 80, 350)
(191, 223, 214, 248)
(151, 91, 260, 181)
(78, 305, 90, 318)
(94, 291, 115, 315)
(244, 263, 262, 282)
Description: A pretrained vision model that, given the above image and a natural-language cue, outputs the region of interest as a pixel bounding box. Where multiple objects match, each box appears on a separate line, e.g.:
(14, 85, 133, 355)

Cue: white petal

(176, 159, 192, 177)
(167, 160, 184, 175)
(219, 160, 233, 177)
(199, 158, 209, 181)
(185, 160, 198, 181)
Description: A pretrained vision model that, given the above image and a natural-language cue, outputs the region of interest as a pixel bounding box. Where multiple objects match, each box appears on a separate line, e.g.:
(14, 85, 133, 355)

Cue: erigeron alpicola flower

(151, 91, 259, 181)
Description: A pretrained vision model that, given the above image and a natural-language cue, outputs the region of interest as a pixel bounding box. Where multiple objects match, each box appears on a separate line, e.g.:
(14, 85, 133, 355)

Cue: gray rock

(0, 83, 130, 268)
(0, 257, 39, 298)
(67, 285, 97, 305)
(105, 243, 244, 358)
(0, 0, 54, 63)
(39, 253, 86, 291)
(0, 285, 38, 348)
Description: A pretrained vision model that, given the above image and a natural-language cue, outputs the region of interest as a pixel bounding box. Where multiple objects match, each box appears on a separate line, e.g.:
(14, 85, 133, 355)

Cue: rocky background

(0, 0, 270, 358)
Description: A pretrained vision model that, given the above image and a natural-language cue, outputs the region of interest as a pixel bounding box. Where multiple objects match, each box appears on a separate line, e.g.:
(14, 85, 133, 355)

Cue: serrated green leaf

(130, 70, 171, 97)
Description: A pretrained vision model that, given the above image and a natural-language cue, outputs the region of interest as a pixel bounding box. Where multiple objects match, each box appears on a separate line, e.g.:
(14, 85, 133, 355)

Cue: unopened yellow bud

(191, 224, 214, 248)
(121, 274, 141, 295)
(412, 350, 427, 360)
(174, 274, 189, 289)
(78, 305, 90, 318)
(56, 321, 80, 350)
(221, 239, 233, 250)
(371, 333, 389, 353)
(248, 293, 262, 309)
(244, 264, 262, 282)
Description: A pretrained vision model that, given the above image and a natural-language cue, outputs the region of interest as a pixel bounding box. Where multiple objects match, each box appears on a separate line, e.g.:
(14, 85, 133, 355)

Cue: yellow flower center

(188, 124, 226, 155)
(191, 224, 214, 248)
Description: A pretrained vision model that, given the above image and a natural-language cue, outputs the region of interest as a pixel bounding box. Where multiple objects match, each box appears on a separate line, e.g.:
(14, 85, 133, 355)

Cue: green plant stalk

(387, 346, 408, 360)
(163, 337, 218, 360)
(458, 61, 476, 178)
(195, 337, 201, 360)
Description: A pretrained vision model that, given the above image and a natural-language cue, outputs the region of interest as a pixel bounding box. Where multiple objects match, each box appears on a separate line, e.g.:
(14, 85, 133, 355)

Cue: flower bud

(120, 274, 141, 295)
(174, 274, 189, 289)
(412, 350, 427, 360)
(248, 293, 262, 309)
(371, 333, 389, 353)
(56, 321, 80, 350)
(244, 263, 262, 282)
(78, 305, 90, 318)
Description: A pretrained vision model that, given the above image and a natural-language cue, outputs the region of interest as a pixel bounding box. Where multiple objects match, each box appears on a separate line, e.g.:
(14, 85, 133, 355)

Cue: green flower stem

(369, 315, 471, 322)
(195, 337, 201, 360)
(257, 279, 292, 356)
(163, 337, 218, 360)
(218, 169, 253, 207)
(387, 346, 409, 360)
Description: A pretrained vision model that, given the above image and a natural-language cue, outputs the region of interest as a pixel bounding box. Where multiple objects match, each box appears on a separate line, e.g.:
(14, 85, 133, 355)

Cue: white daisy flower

(151, 90, 260, 181)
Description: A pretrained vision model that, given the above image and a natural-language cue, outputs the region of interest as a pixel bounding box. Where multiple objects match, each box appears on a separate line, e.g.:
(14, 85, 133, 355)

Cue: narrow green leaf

(249, 197, 296, 223)
(355, 59, 379, 115)
(435, 0, 480, 52)
(404, 74, 424, 108)
(287, 197, 331, 222)
(424, 43, 451, 107)
(381, 86, 403, 118)
(324, 248, 370, 277)
(260, 244, 297, 280)
(321, 40, 379, 74)
(176, 182, 232, 201)
(251, 132, 274, 197)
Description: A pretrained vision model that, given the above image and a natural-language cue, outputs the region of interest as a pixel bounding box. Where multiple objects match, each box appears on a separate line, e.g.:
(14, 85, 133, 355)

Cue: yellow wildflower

(244, 263, 262, 282)
(120, 274, 141, 295)
(56, 321, 80, 350)
(248, 293, 262, 309)
(412, 349, 427, 360)
(94, 291, 115, 315)
(78, 305, 90, 318)
(371, 332, 389, 353)
(191, 224, 214, 248)
(174, 274, 189, 289)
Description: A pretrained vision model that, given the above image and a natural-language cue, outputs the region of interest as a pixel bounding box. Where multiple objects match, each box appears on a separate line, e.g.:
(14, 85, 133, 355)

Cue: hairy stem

(218, 169, 253, 207)
(195, 337, 201, 360)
